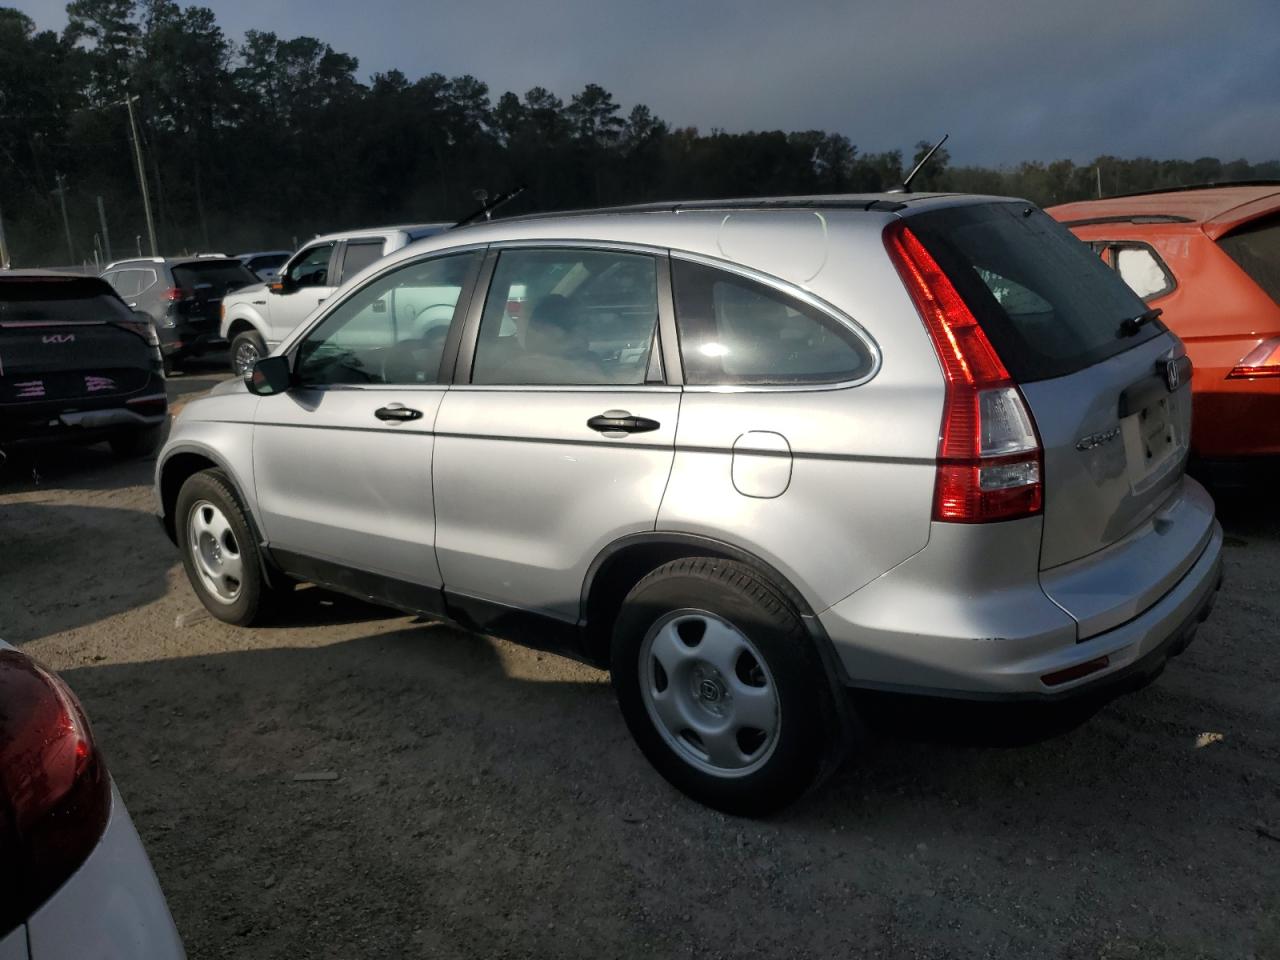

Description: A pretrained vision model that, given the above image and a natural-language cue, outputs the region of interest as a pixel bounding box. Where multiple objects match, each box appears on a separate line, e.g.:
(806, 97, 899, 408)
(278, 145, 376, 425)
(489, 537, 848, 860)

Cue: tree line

(1, 1, 1277, 267)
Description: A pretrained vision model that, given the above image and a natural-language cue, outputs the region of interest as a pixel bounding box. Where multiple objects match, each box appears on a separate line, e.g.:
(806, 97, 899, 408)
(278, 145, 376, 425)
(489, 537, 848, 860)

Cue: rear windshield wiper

(1118, 307, 1162, 338)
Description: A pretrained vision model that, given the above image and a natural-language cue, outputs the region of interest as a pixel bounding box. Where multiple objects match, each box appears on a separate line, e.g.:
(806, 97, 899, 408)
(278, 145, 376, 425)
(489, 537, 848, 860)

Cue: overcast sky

(14, 0, 1280, 166)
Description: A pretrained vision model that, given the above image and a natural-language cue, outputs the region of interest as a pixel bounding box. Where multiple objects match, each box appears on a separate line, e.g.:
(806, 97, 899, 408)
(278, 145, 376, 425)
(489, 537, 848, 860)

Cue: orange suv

(1049, 184, 1280, 461)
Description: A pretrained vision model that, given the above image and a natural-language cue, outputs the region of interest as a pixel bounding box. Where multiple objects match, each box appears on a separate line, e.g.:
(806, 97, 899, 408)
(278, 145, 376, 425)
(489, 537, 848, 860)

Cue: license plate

(1121, 395, 1177, 489)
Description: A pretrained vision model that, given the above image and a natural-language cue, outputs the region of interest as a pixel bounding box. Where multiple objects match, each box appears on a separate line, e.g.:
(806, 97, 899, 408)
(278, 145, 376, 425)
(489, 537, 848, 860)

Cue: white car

(220, 223, 449, 375)
(0, 642, 184, 959)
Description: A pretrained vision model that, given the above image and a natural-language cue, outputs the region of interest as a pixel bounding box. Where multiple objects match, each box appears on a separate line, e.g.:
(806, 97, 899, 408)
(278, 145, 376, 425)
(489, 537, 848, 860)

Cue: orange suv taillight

(884, 220, 1044, 523)
(1227, 337, 1280, 379)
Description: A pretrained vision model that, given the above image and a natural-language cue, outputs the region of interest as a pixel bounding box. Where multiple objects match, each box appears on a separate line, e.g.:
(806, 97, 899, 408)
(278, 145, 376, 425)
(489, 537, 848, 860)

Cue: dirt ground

(1, 366, 1277, 959)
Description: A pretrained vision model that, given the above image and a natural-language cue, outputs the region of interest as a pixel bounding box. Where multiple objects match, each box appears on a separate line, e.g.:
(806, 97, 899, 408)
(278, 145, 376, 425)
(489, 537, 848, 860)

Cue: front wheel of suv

(230, 330, 266, 377)
(175, 468, 275, 626)
(611, 558, 841, 816)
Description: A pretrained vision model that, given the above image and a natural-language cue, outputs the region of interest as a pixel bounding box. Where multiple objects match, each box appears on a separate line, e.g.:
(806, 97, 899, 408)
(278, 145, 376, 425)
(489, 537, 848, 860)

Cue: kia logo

(42, 334, 75, 344)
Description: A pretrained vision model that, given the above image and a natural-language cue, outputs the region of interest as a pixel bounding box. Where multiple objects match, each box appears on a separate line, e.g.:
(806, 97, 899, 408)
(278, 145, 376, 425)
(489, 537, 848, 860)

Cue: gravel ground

(1, 369, 1277, 959)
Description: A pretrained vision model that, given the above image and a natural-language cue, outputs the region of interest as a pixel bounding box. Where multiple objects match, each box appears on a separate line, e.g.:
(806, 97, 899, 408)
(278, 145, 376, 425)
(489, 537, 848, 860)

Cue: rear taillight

(0, 650, 110, 935)
(163, 286, 192, 302)
(113, 318, 160, 347)
(884, 220, 1043, 523)
(1227, 337, 1280, 379)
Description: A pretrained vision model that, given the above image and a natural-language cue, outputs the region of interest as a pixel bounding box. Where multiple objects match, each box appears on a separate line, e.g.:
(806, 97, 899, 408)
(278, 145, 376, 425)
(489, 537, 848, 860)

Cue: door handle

(375, 403, 423, 422)
(587, 411, 660, 434)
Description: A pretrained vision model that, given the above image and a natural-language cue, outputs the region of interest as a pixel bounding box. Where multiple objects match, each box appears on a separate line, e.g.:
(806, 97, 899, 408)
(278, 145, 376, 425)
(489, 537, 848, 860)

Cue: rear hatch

(170, 259, 259, 328)
(0, 276, 156, 405)
(908, 202, 1210, 633)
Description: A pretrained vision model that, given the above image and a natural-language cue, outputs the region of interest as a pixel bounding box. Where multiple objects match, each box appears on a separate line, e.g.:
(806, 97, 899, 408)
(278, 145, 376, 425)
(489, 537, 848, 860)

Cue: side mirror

(246, 355, 292, 395)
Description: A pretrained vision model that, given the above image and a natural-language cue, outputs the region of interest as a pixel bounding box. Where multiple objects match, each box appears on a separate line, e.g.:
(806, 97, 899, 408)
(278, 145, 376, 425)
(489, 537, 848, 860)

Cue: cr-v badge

(1076, 426, 1121, 451)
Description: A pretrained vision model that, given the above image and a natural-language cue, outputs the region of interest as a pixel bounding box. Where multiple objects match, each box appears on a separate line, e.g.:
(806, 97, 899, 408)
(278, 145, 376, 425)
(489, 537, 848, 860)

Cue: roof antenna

(890, 133, 949, 194)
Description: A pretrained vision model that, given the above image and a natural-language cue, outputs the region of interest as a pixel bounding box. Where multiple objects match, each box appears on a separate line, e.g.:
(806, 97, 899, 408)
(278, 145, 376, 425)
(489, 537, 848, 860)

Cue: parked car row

(154, 192, 1226, 815)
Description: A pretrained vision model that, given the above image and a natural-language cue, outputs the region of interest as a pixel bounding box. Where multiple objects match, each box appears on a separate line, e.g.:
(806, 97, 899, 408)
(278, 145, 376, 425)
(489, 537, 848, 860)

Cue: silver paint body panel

(158, 195, 1224, 698)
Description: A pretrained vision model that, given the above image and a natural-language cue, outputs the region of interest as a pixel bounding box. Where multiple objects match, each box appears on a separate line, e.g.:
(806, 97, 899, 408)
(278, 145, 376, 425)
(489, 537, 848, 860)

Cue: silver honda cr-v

(155, 194, 1224, 814)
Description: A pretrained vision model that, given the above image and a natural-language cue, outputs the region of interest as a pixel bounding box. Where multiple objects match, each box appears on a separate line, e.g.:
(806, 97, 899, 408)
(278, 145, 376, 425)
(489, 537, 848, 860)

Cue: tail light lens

(0, 650, 110, 936)
(884, 220, 1044, 523)
(1227, 337, 1280, 379)
(163, 286, 192, 303)
(111, 317, 160, 347)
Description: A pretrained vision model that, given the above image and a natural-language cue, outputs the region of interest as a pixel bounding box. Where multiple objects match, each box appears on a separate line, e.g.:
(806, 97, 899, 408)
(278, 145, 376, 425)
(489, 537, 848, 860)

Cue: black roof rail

(1059, 214, 1195, 228)
(494, 194, 914, 224)
(1104, 179, 1280, 201)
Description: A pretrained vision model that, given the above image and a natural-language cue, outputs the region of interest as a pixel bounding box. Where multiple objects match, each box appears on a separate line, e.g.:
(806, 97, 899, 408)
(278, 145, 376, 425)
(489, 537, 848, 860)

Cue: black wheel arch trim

(579, 531, 858, 741)
(157, 442, 282, 589)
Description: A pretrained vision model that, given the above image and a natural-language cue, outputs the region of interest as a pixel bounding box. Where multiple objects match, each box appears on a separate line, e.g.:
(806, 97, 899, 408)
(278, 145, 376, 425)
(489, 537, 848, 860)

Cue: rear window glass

(0, 278, 133, 323)
(247, 253, 288, 271)
(908, 203, 1161, 382)
(171, 260, 258, 295)
(1218, 214, 1280, 305)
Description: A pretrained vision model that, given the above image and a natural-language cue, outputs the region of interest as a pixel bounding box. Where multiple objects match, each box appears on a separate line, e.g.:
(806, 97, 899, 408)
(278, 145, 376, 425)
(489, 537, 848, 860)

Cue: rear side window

(171, 261, 258, 295)
(1114, 246, 1175, 300)
(908, 203, 1160, 382)
(672, 260, 873, 386)
(1218, 214, 1280, 305)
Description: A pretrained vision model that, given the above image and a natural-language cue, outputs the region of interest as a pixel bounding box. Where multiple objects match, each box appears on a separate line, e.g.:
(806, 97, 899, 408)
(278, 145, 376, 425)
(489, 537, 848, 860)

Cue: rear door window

(672, 259, 873, 386)
(908, 203, 1161, 382)
(1218, 214, 1280, 304)
(339, 241, 386, 283)
(471, 249, 659, 386)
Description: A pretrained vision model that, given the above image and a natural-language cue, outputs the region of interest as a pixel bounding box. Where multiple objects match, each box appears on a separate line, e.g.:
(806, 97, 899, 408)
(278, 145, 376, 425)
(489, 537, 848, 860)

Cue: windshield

(907, 202, 1162, 382)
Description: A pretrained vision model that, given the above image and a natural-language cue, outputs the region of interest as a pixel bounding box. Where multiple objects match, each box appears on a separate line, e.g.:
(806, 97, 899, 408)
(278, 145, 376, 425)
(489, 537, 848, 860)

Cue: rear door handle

(587, 410, 660, 434)
(375, 403, 422, 422)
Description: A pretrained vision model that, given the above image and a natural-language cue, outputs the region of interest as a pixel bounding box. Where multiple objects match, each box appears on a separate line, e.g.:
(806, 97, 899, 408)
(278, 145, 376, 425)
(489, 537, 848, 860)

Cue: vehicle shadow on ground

(57, 611, 1278, 958)
(0, 498, 173, 643)
(0, 440, 157, 493)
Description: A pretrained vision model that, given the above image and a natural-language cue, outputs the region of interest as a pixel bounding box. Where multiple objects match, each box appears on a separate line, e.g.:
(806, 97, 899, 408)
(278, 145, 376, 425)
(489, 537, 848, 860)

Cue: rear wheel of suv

(175, 469, 275, 626)
(611, 558, 840, 816)
(230, 330, 266, 377)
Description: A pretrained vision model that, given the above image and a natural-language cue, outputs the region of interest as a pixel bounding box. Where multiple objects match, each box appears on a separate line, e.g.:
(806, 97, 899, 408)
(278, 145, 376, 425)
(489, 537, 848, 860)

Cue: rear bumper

(821, 515, 1224, 701)
(23, 784, 185, 959)
(158, 320, 225, 358)
(1, 388, 167, 443)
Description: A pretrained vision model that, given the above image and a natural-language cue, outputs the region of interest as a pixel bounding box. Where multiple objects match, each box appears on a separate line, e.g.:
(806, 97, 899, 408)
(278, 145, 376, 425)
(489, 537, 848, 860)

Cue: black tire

(108, 421, 168, 459)
(175, 468, 275, 626)
(611, 557, 842, 816)
(230, 330, 266, 377)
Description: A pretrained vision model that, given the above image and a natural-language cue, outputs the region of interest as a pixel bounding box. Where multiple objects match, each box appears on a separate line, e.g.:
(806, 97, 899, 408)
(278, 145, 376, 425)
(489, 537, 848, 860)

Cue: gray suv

(155, 195, 1224, 814)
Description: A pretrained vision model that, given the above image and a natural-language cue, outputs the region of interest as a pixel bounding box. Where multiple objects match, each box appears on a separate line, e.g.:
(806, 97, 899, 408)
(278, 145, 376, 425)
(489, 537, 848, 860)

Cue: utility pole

(1096, 165, 1103, 199)
(123, 94, 158, 256)
(96, 195, 113, 263)
(0, 205, 10, 269)
(52, 173, 74, 263)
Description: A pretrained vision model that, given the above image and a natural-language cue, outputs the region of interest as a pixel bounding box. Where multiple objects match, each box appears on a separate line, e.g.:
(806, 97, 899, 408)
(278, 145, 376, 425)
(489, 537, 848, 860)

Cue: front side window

(287, 243, 335, 288)
(295, 251, 479, 386)
(471, 249, 659, 386)
(672, 259, 873, 386)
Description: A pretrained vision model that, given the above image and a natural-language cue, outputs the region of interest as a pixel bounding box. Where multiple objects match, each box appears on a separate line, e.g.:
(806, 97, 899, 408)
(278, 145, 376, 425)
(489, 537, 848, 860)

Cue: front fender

(219, 298, 269, 341)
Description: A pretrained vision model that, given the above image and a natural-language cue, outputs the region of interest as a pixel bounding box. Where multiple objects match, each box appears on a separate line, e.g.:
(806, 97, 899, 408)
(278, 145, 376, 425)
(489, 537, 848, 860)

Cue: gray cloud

(14, 0, 1279, 164)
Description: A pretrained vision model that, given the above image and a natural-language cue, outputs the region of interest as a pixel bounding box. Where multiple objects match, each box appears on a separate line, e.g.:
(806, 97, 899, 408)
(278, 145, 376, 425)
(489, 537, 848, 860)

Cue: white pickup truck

(219, 222, 449, 374)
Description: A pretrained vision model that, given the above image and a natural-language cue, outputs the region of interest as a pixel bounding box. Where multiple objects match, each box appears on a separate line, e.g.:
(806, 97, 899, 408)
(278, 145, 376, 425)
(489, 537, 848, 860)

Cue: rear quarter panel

(658, 216, 945, 613)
